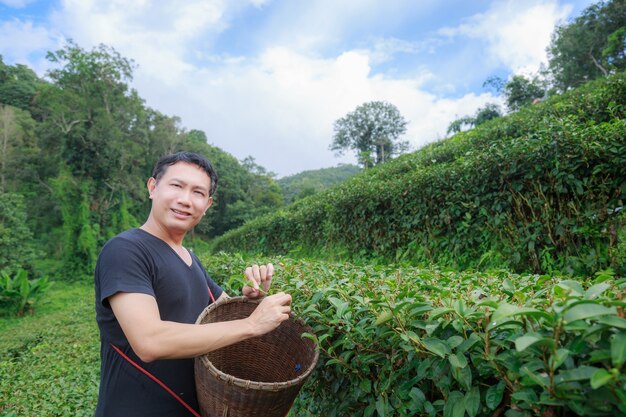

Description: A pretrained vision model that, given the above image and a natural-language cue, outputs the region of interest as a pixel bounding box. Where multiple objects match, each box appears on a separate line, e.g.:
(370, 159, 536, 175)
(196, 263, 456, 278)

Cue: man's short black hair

(152, 151, 218, 196)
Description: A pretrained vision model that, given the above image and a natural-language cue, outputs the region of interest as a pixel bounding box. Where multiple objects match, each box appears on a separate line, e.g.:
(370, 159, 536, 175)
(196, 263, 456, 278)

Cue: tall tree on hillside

(447, 103, 502, 136)
(548, 0, 626, 91)
(34, 42, 150, 279)
(331, 101, 409, 168)
(503, 75, 547, 111)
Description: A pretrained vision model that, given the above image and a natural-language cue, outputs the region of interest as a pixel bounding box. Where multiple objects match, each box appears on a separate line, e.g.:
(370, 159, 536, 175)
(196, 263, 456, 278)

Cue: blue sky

(0, 0, 597, 177)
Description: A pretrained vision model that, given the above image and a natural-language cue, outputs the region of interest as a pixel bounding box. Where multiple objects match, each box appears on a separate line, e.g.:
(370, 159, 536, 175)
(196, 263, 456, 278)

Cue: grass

(0, 281, 100, 417)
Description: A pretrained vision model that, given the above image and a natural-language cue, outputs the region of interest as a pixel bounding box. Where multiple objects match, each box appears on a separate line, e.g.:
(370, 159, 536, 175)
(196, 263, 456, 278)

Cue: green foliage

(503, 75, 546, 112)
(447, 103, 502, 136)
(548, 0, 626, 91)
(278, 164, 361, 204)
(202, 254, 626, 417)
(212, 72, 626, 276)
(331, 101, 409, 167)
(0, 192, 37, 275)
(0, 104, 38, 194)
(0, 56, 44, 111)
(192, 144, 285, 237)
(0, 42, 286, 278)
(0, 269, 50, 317)
(446, 116, 475, 136)
(50, 169, 99, 281)
(0, 282, 99, 416)
(472, 103, 502, 126)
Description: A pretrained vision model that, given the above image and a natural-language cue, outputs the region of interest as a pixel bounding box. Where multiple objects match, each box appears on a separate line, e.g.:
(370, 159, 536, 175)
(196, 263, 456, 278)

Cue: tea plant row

(203, 253, 626, 417)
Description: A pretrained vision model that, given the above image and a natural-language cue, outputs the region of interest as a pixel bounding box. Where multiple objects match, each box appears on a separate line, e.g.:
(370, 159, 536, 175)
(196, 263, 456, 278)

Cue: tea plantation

(2, 258, 624, 416)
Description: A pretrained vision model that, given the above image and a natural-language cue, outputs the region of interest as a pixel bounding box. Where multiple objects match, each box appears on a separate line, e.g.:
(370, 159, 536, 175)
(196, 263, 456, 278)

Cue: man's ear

(205, 196, 213, 211)
(147, 177, 157, 199)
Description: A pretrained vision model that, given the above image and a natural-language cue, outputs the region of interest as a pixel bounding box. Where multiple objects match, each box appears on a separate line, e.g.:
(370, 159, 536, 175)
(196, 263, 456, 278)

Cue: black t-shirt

(94, 228, 223, 417)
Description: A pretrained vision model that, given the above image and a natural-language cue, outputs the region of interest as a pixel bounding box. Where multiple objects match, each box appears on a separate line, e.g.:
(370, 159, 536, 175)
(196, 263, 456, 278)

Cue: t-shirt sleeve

(206, 272, 223, 302)
(96, 237, 156, 307)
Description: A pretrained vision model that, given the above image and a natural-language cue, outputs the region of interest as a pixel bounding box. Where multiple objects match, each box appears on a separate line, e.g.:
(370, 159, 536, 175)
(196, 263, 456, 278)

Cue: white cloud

(134, 46, 498, 176)
(440, 0, 572, 74)
(0, 19, 56, 71)
(0, 0, 530, 176)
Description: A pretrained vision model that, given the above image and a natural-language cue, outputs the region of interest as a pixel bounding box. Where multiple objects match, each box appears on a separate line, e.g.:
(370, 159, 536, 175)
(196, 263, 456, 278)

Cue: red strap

(110, 344, 201, 417)
(208, 286, 216, 304)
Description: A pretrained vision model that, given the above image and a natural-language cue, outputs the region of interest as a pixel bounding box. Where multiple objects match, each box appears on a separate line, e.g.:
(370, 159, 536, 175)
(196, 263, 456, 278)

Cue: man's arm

(109, 291, 291, 363)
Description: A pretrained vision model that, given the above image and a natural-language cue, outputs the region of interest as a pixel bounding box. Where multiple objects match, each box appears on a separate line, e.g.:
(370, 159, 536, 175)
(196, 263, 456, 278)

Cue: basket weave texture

(194, 296, 319, 417)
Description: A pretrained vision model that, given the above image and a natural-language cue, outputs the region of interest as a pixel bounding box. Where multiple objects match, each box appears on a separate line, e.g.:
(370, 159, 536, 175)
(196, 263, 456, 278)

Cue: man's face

(147, 162, 213, 234)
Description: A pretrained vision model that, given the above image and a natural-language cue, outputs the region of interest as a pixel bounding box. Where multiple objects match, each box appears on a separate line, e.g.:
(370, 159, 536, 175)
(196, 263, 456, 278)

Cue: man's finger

(259, 265, 267, 281)
(245, 266, 259, 289)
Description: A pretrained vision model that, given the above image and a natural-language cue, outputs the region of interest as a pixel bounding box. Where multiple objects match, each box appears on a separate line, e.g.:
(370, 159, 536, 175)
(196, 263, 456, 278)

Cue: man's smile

(171, 208, 192, 217)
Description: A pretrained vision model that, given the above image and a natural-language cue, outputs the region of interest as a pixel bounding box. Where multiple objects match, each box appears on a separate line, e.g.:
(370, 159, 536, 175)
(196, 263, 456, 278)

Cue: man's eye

(194, 191, 206, 196)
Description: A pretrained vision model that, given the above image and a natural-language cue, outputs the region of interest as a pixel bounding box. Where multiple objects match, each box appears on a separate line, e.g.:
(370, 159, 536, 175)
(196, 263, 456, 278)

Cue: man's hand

(246, 292, 292, 336)
(242, 263, 273, 299)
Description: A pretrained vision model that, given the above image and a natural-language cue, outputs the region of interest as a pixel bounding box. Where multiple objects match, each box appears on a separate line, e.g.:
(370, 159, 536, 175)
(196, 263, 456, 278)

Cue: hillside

(212, 71, 626, 276)
(278, 164, 361, 203)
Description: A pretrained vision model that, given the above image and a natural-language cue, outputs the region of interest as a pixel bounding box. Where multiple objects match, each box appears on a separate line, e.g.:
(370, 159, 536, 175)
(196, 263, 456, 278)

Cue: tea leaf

(555, 280, 585, 297)
(448, 352, 468, 368)
(515, 333, 555, 352)
(549, 349, 570, 371)
(443, 391, 465, 417)
(554, 366, 599, 384)
(422, 337, 451, 358)
(464, 386, 480, 417)
(359, 379, 371, 394)
(375, 310, 394, 325)
(611, 332, 626, 367)
(584, 282, 612, 299)
(520, 366, 548, 387)
(485, 381, 505, 410)
(596, 316, 626, 329)
(563, 303, 616, 323)
(590, 368, 613, 389)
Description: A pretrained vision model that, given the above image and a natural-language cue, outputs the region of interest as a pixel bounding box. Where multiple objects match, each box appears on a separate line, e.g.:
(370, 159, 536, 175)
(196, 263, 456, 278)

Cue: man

(94, 151, 292, 416)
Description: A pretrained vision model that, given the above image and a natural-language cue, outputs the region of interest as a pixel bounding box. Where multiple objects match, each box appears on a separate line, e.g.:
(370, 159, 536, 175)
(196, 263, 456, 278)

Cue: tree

(548, 0, 626, 91)
(473, 103, 503, 126)
(0, 56, 43, 111)
(447, 103, 502, 136)
(502, 75, 546, 112)
(330, 101, 408, 167)
(446, 116, 475, 136)
(0, 192, 37, 275)
(32, 41, 151, 279)
(0, 104, 38, 193)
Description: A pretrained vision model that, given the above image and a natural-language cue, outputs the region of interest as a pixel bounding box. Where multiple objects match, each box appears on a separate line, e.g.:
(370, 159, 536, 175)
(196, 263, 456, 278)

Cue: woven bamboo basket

(194, 296, 319, 417)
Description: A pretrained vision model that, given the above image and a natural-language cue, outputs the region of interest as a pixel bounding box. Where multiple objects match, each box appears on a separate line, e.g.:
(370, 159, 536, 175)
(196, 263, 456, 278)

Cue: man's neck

(140, 220, 186, 248)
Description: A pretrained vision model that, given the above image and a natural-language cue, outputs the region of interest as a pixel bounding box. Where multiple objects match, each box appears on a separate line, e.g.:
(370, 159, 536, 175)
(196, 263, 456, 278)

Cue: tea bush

(203, 253, 626, 417)
(212, 72, 626, 276)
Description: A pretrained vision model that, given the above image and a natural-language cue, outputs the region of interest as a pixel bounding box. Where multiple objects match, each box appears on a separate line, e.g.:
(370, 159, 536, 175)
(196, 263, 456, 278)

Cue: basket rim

(195, 296, 319, 391)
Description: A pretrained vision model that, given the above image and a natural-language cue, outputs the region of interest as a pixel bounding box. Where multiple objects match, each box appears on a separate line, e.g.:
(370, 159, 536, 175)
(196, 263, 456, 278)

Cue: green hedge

(202, 253, 626, 417)
(212, 73, 626, 276)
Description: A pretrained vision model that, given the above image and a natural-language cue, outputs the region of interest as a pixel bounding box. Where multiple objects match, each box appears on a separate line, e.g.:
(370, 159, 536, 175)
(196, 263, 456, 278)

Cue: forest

(1, 0, 626, 416)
